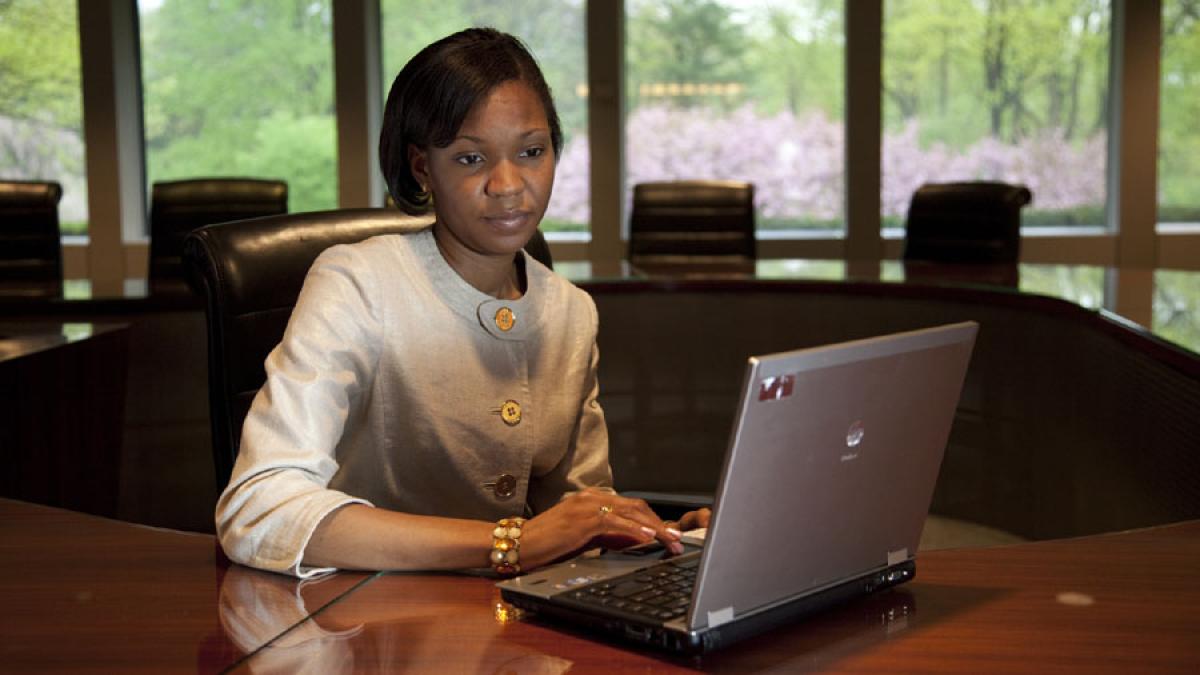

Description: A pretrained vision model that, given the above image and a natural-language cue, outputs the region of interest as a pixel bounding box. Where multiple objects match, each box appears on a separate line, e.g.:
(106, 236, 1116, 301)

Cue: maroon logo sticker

(757, 374, 794, 402)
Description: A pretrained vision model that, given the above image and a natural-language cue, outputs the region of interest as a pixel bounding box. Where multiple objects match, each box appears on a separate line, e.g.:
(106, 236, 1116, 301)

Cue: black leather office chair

(628, 180, 756, 265)
(521, 224, 554, 270)
(902, 181, 1032, 264)
(0, 180, 63, 282)
(150, 178, 288, 282)
(183, 208, 553, 489)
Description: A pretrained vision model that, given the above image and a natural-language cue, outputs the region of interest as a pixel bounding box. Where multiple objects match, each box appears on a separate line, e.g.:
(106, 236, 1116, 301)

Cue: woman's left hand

(670, 507, 712, 533)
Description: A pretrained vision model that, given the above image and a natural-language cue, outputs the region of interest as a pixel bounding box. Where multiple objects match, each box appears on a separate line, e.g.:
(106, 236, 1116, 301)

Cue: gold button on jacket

(499, 400, 522, 426)
(494, 306, 515, 332)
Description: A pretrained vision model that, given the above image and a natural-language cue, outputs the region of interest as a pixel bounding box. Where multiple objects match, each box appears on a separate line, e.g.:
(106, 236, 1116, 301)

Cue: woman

(216, 28, 708, 578)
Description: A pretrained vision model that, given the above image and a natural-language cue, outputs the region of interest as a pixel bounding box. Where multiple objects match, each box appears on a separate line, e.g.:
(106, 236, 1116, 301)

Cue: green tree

(743, 0, 843, 118)
(0, 0, 80, 128)
(141, 0, 337, 213)
(0, 0, 87, 231)
(885, 0, 1109, 148)
(626, 0, 751, 111)
(885, 0, 981, 133)
(980, 0, 1108, 142)
(380, 0, 587, 144)
(1160, 0, 1200, 214)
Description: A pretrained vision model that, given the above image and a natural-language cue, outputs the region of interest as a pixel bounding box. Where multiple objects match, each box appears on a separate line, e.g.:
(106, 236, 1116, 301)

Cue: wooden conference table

(1, 262, 1198, 671)
(1, 497, 1197, 673)
(0, 321, 128, 517)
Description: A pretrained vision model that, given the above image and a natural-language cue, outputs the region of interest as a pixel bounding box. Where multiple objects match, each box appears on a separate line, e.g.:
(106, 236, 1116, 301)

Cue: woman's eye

(455, 153, 484, 166)
(521, 146, 545, 159)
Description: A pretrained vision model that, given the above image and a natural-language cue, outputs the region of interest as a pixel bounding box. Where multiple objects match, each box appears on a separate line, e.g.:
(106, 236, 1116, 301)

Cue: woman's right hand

(518, 489, 683, 570)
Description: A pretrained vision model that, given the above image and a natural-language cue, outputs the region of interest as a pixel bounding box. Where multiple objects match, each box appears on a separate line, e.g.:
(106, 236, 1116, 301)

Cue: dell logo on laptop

(841, 421, 866, 462)
(846, 420, 865, 448)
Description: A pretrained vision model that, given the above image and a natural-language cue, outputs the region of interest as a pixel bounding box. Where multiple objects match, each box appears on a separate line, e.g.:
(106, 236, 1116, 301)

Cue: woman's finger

(613, 499, 682, 538)
(679, 508, 712, 531)
(570, 492, 686, 554)
(596, 508, 657, 543)
(613, 497, 676, 532)
(599, 506, 684, 555)
(677, 509, 698, 530)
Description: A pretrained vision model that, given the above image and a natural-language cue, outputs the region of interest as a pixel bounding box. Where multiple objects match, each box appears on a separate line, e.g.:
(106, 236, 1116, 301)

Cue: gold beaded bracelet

(490, 517, 525, 575)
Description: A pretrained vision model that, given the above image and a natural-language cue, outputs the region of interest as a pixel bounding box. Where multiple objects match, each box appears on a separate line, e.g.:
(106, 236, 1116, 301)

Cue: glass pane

(625, 0, 846, 234)
(883, 1, 1110, 231)
(380, 0, 589, 236)
(1154, 270, 1200, 353)
(881, 260, 904, 281)
(139, 0, 338, 216)
(1159, 0, 1200, 228)
(0, 0, 88, 235)
(756, 259, 845, 279)
(1018, 263, 1105, 309)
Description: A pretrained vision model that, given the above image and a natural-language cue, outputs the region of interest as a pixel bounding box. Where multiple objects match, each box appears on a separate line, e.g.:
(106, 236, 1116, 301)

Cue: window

(1019, 264, 1105, 309)
(625, 0, 846, 234)
(139, 0, 338, 217)
(0, 0, 88, 235)
(1159, 0, 1200, 228)
(882, 0, 1111, 232)
(380, 0, 589, 235)
(1154, 269, 1200, 349)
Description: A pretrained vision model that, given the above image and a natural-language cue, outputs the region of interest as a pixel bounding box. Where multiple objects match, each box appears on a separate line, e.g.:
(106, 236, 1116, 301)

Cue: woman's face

(410, 79, 555, 259)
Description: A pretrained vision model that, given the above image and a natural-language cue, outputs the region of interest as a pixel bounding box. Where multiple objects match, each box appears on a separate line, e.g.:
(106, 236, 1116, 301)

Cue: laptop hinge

(707, 606, 735, 628)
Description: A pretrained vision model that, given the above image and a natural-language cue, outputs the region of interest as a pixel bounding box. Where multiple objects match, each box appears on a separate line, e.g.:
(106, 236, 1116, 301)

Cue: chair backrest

(0, 180, 63, 282)
(521, 223, 554, 270)
(183, 208, 553, 488)
(150, 178, 288, 281)
(628, 180, 756, 264)
(902, 181, 1032, 264)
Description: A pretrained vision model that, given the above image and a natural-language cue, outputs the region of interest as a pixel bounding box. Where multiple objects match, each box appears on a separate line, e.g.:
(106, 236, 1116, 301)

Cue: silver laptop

(498, 321, 978, 654)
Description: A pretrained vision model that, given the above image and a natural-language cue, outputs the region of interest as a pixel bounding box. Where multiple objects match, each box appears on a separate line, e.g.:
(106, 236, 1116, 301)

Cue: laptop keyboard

(564, 556, 699, 622)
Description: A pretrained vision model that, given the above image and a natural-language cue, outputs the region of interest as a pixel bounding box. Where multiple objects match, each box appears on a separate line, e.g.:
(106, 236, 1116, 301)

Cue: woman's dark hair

(379, 28, 563, 215)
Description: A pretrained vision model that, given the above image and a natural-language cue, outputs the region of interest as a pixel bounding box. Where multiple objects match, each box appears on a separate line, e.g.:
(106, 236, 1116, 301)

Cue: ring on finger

(599, 504, 613, 517)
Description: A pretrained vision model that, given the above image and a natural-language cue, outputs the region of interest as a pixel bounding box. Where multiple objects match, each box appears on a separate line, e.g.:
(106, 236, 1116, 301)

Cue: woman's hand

(673, 507, 712, 533)
(518, 489, 684, 570)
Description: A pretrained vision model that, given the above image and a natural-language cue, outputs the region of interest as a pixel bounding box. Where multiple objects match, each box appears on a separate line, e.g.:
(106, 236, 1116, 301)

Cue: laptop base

(500, 560, 916, 655)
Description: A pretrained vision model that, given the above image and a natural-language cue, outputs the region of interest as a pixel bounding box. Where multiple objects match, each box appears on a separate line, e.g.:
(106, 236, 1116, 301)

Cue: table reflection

(222, 566, 923, 673)
(224, 569, 575, 674)
(690, 588, 920, 673)
(0, 276, 197, 307)
(60, 278, 152, 300)
(217, 566, 381, 674)
(0, 321, 98, 361)
(203, 523, 1200, 672)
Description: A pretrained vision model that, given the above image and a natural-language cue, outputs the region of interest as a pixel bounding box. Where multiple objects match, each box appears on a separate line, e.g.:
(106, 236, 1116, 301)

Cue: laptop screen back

(689, 322, 978, 629)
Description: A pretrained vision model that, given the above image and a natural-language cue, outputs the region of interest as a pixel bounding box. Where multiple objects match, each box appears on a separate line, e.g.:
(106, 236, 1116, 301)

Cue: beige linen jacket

(215, 228, 612, 577)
